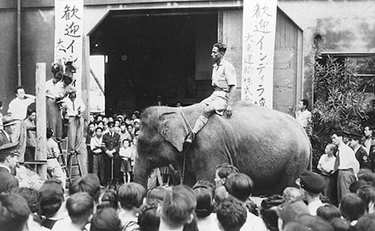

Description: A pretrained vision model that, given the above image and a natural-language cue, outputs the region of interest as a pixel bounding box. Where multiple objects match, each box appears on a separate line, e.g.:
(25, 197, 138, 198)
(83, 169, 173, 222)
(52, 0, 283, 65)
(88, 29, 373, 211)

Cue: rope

(177, 108, 192, 184)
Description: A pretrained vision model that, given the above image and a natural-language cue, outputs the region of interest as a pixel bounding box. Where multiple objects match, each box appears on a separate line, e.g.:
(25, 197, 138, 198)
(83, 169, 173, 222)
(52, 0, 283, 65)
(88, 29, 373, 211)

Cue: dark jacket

(102, 132, 120, 154)
(355, 146, 371, 169)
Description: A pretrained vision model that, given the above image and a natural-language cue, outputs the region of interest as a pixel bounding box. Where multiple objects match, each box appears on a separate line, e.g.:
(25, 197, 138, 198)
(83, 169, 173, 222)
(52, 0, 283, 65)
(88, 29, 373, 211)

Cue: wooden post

(35, 63, 47, 179)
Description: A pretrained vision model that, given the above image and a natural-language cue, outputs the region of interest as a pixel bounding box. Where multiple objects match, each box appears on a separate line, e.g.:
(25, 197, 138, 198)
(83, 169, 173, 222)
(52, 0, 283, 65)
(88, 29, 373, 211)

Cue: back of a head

(38, 179, 64, 217)
(349, 180, 369, 193)
(118, 182, 146, 210)
(330, 217, 350, 231)
(138, 204, 160, 231)
(216, 164, 239, 180)
(357, 185, 375, 212)
(296, 214, 334, 231)
(317, 204, 341, 221)
(98, 189, 118, 210)
(161, 185, 197, 229)
(90, 208, 122, 231)
(340, 193, 366, 221)
(16, 187, 39, 213)
(216, 197, 247, 231)
(0, 171, 19, 193)
(0, 193, 31, 231)
(224, 173, 253, 202)
(146, 186, 168, 205)
(283, 187, 303, 203)
(279, 200, 309, 227)
(358, 171, 375, 186)
(69, 174, 101, 202)
(193, 183, 214, 219)
(66, 192, 94, 225)
(354, 214, 375, 231)
(283, 222, 310, 231)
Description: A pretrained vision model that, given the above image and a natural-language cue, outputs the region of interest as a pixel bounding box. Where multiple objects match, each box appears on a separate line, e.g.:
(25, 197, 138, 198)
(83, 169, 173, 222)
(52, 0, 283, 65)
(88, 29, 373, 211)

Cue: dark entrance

(90, 10, 218, 115)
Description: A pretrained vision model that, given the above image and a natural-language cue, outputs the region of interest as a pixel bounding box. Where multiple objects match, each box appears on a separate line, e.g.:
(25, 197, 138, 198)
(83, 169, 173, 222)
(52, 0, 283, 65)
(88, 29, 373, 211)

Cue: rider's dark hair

(213, 43, 227, 53)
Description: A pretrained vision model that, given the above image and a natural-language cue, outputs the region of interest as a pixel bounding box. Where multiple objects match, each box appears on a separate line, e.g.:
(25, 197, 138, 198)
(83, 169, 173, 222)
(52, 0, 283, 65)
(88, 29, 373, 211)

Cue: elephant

(134, 101, 311, 195)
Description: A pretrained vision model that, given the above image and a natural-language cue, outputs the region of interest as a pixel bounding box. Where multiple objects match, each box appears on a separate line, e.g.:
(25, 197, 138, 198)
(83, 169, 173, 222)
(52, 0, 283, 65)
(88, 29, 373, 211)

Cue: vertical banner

(54, 0, 83, 93)
(241, 0, 277, 108)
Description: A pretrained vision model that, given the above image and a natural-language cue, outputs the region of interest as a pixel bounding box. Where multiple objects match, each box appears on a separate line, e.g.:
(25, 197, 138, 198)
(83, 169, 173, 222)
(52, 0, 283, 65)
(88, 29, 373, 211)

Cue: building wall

(279, 0, 375, 101)
(0, 9, 17, 109)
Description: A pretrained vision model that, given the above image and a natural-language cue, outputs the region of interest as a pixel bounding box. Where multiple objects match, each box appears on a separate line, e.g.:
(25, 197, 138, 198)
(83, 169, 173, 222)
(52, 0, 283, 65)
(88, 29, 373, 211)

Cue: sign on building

(54, 0, 83, 92)
(241, 0, 277, 108)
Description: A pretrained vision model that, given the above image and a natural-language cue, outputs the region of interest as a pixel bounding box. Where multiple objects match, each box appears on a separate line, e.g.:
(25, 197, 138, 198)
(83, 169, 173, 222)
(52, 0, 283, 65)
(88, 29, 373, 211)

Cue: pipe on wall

(17, 0, 21, 86)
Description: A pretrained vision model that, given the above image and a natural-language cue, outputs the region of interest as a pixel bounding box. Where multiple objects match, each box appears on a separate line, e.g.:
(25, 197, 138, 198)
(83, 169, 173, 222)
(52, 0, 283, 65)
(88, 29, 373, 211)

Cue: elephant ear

(159, 111, 189, 152)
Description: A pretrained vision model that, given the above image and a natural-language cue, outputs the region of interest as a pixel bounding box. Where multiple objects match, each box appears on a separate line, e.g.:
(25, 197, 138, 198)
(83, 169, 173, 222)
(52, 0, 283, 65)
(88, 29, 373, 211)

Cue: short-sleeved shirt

(45, 79, 66, 99)
(8, 97, 34, 120)
(212, 59, 237, 92)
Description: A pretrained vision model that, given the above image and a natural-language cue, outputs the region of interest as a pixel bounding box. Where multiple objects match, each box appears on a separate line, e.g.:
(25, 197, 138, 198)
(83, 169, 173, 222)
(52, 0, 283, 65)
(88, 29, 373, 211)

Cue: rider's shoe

(184, 132, 196, 144)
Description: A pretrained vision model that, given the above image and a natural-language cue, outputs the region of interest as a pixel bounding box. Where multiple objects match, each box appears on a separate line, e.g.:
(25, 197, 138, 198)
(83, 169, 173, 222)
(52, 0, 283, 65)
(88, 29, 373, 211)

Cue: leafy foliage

(311, 56, 368, 166)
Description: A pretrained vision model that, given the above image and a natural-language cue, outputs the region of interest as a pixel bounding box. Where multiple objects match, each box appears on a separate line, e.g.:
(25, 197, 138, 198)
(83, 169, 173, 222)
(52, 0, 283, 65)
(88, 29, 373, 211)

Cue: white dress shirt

(337, 142, 360, 175)
(296, 109, 312, 128)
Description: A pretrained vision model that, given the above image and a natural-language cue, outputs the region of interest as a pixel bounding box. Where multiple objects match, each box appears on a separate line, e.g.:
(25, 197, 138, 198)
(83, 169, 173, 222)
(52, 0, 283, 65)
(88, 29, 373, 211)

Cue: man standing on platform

(102, 122, 121, 185)
(62, 91, 85, 155)
(8, 86, 35, 121)
(332, 131, 360, 202)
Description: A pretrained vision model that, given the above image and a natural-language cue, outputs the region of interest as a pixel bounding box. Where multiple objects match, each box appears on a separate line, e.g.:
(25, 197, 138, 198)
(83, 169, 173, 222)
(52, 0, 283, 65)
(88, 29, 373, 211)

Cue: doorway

(90, 10, 218, 115)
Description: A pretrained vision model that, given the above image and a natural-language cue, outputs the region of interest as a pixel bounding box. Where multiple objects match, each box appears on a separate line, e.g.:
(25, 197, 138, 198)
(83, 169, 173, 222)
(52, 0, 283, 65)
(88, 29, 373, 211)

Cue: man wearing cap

(102, 121, 121, 185)
(0, 142, 19, 175)
(332, 131, 360, 202)
(299, 171, 326, 215)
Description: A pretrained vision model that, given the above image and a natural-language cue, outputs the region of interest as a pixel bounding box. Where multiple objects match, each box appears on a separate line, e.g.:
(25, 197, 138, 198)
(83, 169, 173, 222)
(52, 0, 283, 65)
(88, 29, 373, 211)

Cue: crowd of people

(2, 153, 375, 231)
(86, 112, 141, 186)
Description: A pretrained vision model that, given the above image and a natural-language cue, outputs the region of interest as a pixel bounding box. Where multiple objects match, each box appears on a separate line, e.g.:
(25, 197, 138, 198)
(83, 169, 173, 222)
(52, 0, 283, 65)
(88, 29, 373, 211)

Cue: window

(319, 52, 375, 93)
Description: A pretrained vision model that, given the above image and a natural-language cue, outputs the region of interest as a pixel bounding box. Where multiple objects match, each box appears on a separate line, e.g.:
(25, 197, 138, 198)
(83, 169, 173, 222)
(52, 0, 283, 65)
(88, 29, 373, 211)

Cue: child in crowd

(224, 172, 267, 231)
(38, 180, 67, 229)
(216, 197, 247, 231)
(118, 182, 146, 230)
(0, 193, 31, 231)
(46, 128, 66, 189)
(318, 143, 337, 204)
(119, 139, 134, 183)
(159, 185, 196, 231)
(90, 207, 122, 231)
(52, 192, 94, 231)
(340, 193, 366, 228)
(193, 180, 219, 230)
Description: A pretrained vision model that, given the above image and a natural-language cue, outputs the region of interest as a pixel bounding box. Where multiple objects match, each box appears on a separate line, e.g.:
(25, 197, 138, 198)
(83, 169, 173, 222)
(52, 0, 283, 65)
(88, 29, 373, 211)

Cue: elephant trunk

(134, 156, 149, 188)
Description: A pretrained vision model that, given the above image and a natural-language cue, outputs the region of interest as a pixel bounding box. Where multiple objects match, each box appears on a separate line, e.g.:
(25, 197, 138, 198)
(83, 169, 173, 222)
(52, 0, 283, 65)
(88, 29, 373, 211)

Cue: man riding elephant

(185, 42, 236, 144)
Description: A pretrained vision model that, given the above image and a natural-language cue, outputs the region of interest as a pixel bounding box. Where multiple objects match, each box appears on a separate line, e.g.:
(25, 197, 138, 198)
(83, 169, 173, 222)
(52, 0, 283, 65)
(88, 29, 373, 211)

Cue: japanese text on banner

(54, 0, 83, 92)
(241, 0, 277, 108)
